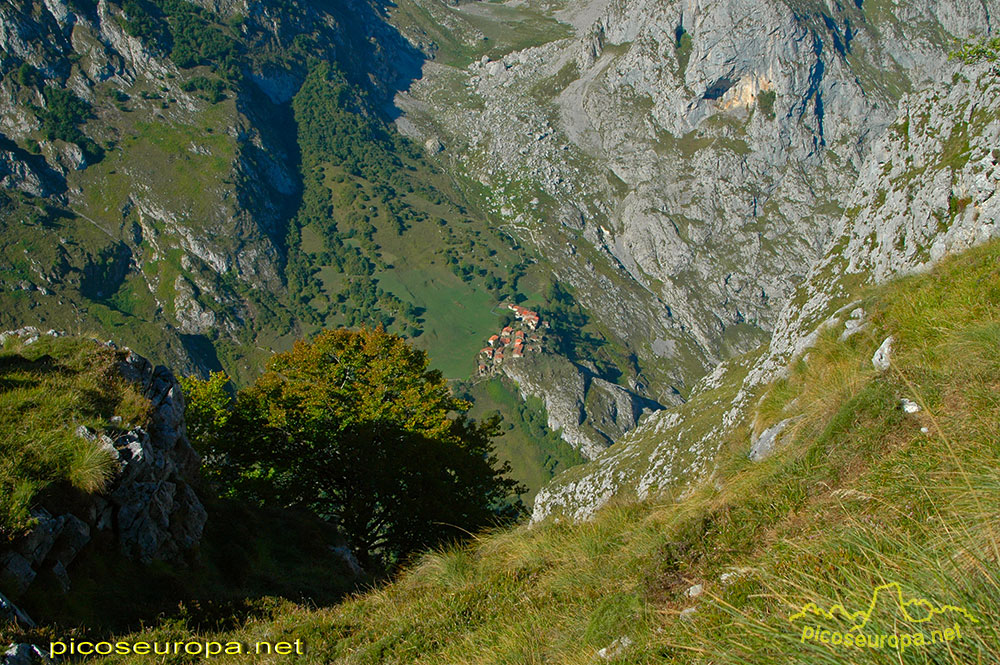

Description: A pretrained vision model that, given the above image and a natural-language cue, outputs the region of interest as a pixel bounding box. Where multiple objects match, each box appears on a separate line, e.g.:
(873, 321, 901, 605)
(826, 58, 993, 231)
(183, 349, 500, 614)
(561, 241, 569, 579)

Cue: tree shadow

(179, 334, 225, 376)
(0, 353, 64, 391)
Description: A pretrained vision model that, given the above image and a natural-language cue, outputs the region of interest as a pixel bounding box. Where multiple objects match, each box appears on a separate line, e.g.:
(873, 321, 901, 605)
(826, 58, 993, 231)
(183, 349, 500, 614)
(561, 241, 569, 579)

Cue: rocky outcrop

(0, 331, 206, 604)
(2, 644, 50, 665)
(1, 590, 34, 626)
(748, 417, 795, 462)
(0, 144, 63, 197)
(101, 348, 208, 562)
(500, 353, 664, 459)
(0, 510, 90, 597)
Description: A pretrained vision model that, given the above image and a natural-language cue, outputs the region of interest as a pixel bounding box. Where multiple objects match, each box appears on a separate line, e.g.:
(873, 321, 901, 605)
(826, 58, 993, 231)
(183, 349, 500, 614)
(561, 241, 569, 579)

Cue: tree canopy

(182, 327, 523, 566)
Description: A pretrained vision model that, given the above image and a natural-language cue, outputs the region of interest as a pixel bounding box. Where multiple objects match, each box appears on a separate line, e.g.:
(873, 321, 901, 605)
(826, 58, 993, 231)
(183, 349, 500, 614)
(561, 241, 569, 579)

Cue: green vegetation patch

(36, 86, 103, 162)
(950, 35, 1000, 64)
(462, 377, 586, 503)
(77, 113, 237, 228)
(675, 28, 693, 78)
(286, 62, 531, 377)
(938, 120, 971, 171)
(121, 0, 240, 78)
(757, 89, 776, 119)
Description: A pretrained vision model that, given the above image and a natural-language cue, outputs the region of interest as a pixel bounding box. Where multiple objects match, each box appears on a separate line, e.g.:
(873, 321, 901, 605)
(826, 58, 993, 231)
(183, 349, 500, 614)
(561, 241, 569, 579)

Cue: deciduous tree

(184, 328, 523, 566)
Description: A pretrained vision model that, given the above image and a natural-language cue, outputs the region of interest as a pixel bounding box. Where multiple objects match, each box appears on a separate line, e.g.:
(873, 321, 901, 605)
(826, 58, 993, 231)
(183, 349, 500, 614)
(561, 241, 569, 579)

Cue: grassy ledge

(0, 336, 150, 538)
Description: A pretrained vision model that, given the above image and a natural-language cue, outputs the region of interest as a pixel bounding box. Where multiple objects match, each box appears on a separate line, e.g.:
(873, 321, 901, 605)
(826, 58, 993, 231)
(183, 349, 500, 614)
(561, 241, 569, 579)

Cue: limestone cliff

(394, 0, 996, 399)
(500, 353, 663, 459)
(531, 57, 1000, 522)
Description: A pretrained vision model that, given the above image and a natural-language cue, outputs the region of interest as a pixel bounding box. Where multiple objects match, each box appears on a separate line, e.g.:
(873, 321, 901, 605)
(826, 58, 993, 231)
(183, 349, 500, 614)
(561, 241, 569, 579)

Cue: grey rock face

(0, 590, 34, 627)
(0, 148, 62, 197)
(107, 349, 207, 563)
(750, 61, 1000, 393)
(749, 417, 794, 462)
(331, 546, 365, 578)
(0, 553, 35, 599)
(500, 353, 663, 459)
(839, 307, 867, 341)
(2, 644, 51, 665)
(871, 336, 894, 372)
(172, 276, 218, 336)
(395, 0, 998, 405)
(0, 509, 93, 597)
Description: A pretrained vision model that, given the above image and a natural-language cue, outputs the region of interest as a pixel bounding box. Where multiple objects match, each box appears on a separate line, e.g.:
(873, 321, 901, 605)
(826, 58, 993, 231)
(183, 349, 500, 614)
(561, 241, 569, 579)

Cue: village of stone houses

(477, 304, 548, 375)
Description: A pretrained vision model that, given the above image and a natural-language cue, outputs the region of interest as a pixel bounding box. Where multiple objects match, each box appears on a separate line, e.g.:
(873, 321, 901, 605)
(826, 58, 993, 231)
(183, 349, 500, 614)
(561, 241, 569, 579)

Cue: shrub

(39, 86, 91, 145)
(17, 63, 41, 88)
(949, 35, 1000, 64)
(180, 76, 227, 103)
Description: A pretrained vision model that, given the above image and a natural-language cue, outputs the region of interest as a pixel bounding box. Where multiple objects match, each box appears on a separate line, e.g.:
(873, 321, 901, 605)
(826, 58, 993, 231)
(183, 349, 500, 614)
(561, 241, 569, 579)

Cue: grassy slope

(292, 155, 522, 380)
(75, 241, 1000, 663)
(389, 0, 573, 69)
(0, 57, 277, 385)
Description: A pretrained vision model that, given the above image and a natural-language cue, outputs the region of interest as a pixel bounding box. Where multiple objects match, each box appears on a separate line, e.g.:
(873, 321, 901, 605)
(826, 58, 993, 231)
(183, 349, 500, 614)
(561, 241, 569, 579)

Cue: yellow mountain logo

(789, 582, 978, 632)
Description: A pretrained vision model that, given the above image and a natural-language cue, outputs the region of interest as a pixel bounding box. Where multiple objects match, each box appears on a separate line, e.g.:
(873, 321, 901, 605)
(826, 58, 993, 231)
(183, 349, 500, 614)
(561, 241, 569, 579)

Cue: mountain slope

(42, 232, 1000, 664)
(389, 0, 996, 414)
(0, 0, 522, 384)
(5, 0, 993, 478)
